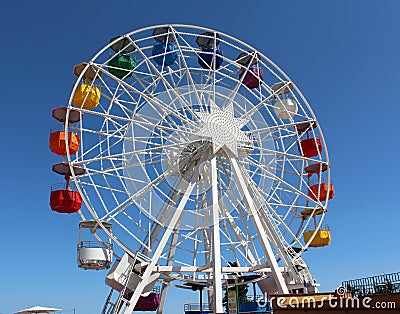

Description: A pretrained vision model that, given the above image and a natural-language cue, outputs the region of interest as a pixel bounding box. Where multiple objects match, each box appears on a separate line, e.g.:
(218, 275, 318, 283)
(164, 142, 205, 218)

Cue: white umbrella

(15, 306, 62, 314)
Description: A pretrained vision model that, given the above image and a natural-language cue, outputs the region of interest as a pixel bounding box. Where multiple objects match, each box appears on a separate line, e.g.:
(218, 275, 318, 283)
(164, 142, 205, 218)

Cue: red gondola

(299, 138, 322, 158)
(236, 51, 264, 89)
(50, 183, 82, 214)
(240, 66, 264, 89)
(134, 293, 161, 311)
(122, 291, 161, 311)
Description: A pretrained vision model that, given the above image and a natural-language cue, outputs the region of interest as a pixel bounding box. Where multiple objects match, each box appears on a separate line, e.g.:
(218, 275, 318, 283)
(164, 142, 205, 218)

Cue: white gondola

(105, 253, 160, 293)
(271, 81, 298, 119)
(77, 220, 113, 270)
(273, 98, 298, 119)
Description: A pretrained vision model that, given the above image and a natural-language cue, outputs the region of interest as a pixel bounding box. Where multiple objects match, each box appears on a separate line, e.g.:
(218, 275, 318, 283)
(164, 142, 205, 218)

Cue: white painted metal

(156, 284, 168, 314)
(210, 156, 223, 313)
(105, 254, 156, 293)
(77, 220, 113, 270)
(64, 24, 332, 313)
(123, 182, 195, 313)
(77, 246, 113, 270)
(230, 155, 289, 294)
(156, 225, 180, 314)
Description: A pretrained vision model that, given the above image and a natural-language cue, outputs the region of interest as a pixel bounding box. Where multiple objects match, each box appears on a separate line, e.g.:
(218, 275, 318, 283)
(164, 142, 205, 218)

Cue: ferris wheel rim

(63, 24, 332, 280)
(67, 23, 331, 181)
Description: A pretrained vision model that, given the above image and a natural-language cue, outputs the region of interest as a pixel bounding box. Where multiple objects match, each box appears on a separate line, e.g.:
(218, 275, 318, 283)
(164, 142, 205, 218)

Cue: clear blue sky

(1, 0, 399, 313)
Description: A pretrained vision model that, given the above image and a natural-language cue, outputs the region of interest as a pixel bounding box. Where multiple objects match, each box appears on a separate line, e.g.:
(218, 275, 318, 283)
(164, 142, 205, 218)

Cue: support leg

(230, 156, 289, 294)
(156, 227, 180, 314)
(210, 156, 224, 313)
(123, 182, 196, 313)
(156, 284, 168, 314)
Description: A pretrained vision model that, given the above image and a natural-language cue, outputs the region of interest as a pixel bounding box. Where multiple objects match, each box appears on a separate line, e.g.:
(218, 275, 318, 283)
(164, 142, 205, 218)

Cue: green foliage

(374, 278, 397, 295)
(222, 278, 249, 313)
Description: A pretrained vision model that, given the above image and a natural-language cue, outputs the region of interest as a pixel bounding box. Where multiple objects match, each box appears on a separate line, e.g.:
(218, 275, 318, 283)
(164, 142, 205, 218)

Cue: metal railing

(342, 271, 400, 297)
(239, 295, 267, 303)
(51, 182, 78, 191)
(305, 224, 330, 232)
(184, 303, 213, 312)
(50, 124, 77, 133)
(78, 240, 113, 249)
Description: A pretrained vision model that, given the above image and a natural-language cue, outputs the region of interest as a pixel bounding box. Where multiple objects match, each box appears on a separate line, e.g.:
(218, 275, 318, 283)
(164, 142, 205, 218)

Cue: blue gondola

(152, 42, 178, 66)
(152, 27, 178, 67)
(196, 31, 223, 70)
(198, 47, 223, 70)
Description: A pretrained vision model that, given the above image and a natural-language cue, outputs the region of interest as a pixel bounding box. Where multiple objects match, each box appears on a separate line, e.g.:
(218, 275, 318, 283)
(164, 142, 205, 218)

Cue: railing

(101, 289, 116, 314)
(51, 182, 78, 191)
(184, 303, 213, 312)
(342, 272, 400, 297)
(50, 124, 76, 133)
(305, 224, 330, 232)
(135, 250, 152, 264)
(239, 295, 267, 303)
(78, 240, 113, 249)
(184, 301, 273, 314)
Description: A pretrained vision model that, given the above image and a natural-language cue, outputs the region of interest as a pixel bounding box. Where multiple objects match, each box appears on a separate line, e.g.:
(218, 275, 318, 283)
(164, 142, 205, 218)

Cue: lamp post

(235, 278, 240, 314)
(186, 282, 207, 314)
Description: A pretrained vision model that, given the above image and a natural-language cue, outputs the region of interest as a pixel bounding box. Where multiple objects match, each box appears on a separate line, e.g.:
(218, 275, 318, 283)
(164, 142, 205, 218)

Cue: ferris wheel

(49, 24, 334, 314)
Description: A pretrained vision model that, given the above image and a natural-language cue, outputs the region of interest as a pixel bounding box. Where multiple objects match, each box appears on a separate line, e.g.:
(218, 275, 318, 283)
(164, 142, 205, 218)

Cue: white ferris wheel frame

(63, 24, 332, 313)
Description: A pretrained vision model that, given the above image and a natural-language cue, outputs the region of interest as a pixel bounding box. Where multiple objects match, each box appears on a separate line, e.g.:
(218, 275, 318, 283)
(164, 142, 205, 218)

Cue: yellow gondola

(303, 229, 331, 247)
(72, 83, 101, 109)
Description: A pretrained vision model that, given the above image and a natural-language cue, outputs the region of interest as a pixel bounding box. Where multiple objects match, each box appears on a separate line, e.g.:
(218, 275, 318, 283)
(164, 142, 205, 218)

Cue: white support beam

(156, 284, 168, 314)
(153, 265, 283, 273)
(156, 228, 180, 314)
(211, 156, 224, 314)
(219, 201, 258, 266)
(123, 181, 195, 313)
(199, 162, 213, 311)
(230, 156, 290, 294)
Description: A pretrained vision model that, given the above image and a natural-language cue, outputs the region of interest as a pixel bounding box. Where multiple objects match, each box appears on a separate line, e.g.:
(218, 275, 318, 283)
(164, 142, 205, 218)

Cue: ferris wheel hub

(196, 102, 249, 157)
(177, 140, 212, 182)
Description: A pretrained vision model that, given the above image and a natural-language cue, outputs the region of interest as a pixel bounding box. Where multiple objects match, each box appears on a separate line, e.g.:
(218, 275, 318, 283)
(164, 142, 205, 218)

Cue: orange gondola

(49, 128, 80, 156)
(308, 183, 335, 201)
